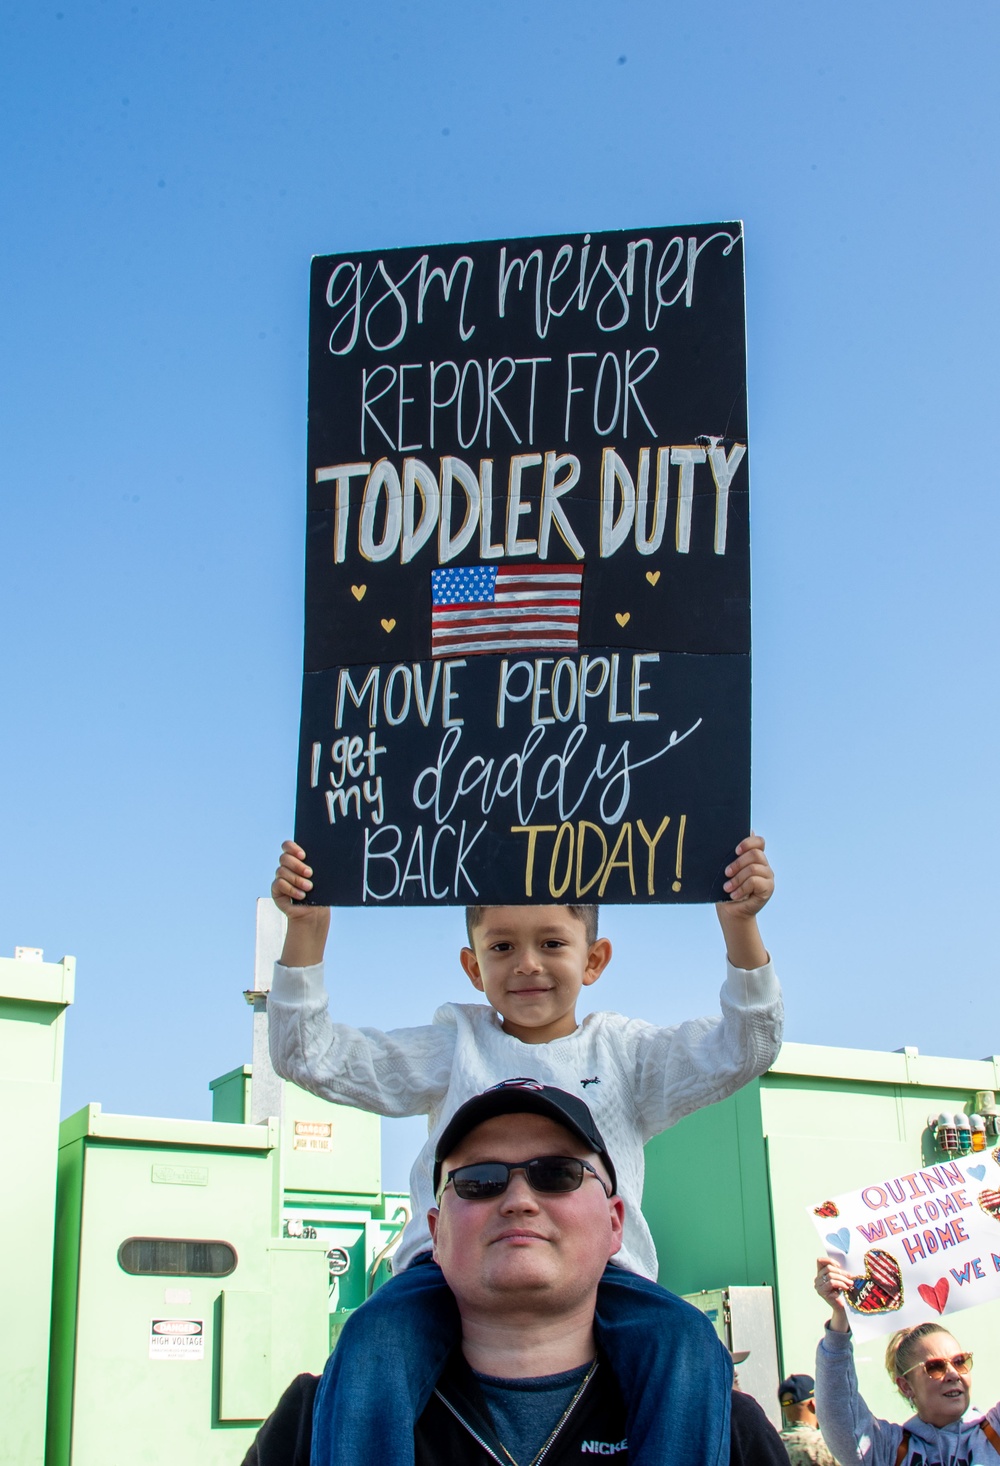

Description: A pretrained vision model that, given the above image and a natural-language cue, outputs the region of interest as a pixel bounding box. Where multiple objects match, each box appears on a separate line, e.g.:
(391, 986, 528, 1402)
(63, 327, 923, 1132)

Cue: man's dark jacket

(242, 1363, 789, 1464)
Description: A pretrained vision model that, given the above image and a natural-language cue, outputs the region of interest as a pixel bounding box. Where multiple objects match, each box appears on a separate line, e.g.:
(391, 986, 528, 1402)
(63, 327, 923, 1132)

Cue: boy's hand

(272, 841, 330, 966)
(715, 834, 772, 969)
(720, 834, 773, 917)
(272, 840, 316, 915)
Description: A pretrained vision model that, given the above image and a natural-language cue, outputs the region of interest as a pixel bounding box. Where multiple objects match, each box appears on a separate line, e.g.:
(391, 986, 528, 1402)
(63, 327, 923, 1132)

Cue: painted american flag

(430, 563, 584, 658)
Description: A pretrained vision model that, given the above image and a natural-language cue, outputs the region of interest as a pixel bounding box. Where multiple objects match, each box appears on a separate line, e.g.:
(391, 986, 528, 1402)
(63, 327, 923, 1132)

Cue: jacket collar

(431, 1347, 601, 1466)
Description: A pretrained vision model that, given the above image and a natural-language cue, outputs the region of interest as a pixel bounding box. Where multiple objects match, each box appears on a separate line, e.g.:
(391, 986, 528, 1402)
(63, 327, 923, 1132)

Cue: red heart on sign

(846, 1250, 903, 1315)
(918, 1278, 950, 1315)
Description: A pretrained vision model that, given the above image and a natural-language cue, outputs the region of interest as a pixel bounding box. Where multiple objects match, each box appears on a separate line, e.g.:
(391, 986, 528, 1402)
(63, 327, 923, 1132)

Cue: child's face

(460, 907, 611, 1044)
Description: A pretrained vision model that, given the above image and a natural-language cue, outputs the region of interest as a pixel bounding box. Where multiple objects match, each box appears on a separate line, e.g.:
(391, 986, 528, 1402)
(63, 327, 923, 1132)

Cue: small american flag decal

(430, 564, 584, 658)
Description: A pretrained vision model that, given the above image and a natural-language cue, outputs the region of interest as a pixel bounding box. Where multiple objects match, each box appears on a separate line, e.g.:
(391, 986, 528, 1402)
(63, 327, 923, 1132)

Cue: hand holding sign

(815, 1257, 853, 1333)
(271, 841, 315, 912)
(271, 841, 329, 966)
(716, 834, 772, 970)
(720, 834, 773, 911)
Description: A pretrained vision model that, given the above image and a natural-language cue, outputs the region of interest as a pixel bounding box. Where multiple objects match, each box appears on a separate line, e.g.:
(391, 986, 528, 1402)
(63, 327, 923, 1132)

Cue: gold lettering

(549, 822, 574, 898)
(575, 821, 608, 897)
(636, 816, 671, 895)
(598, 823, 636, 898)
(511, 824, 558, 897)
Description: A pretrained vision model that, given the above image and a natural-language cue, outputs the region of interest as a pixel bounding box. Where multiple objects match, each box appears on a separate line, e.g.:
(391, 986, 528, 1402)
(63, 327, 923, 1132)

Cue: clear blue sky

(2, 0, 998, 1189)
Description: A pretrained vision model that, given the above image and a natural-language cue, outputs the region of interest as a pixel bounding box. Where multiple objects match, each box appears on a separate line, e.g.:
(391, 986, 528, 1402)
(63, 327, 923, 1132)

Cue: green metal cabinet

(0, 952, 74, 1466)
(47, 1107, 330, 1465)
(45, 1068, 413, 1464)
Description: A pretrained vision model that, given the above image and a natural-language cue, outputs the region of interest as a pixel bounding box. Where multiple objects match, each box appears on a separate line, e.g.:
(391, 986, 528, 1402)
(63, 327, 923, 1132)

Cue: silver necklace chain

(492, 1357, 600, 1466)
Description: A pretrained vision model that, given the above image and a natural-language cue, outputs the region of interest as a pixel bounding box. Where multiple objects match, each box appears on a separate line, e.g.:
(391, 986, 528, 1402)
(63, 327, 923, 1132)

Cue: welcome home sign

(294, 225, 752, 906)
(811, 1153, 1000, 1342)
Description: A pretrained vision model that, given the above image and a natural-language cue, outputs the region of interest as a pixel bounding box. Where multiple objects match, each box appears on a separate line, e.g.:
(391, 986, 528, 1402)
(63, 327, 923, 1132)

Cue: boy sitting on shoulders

(269, 834, 781, 1466)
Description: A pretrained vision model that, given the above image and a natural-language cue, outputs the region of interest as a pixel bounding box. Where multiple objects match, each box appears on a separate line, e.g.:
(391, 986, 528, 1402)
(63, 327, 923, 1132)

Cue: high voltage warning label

(149, 1319, 205, 1361)
(293, 1120, 334, 1152)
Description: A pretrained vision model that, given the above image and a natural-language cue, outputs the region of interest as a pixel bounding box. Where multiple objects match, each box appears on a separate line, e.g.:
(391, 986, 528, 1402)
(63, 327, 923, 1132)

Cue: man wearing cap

(244, 1081, 785, 1464)
(778, 1374, 836, 1466)
(409, 1077, 735, 1464)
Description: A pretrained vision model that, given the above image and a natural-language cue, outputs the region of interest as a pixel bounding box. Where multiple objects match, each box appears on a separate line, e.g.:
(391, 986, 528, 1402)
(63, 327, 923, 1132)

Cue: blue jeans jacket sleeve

(310, 1257, 732, 1466)
(595, 1264, 732, 1466)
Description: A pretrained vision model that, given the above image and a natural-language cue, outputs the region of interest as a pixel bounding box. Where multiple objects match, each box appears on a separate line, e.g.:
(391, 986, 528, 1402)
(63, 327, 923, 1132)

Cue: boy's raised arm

(715, 833, 773, 971)
(267, 839, 454, 1119)
(272, 840, 330, 968)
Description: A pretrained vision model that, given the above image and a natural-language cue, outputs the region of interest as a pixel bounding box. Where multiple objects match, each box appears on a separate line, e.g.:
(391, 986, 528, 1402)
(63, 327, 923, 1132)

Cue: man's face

(460, 906, 611, 1044)
(428, 1112, 624, 1316)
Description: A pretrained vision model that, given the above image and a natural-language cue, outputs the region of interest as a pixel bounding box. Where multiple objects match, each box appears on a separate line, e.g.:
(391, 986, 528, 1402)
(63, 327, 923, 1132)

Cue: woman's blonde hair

(884, 1322, 955, 1392)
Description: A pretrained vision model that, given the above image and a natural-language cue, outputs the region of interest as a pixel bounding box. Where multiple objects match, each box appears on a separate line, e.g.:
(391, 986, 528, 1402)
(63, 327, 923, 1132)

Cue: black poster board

(295, 224, 751, 906)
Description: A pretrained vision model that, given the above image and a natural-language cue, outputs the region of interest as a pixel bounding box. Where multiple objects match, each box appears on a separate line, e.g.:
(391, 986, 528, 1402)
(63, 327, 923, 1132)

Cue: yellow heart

(615, 612, 630, 627)
(645, 570, 661, 586)
(381, 618, 396, 633)
(351, 584, 367, 601)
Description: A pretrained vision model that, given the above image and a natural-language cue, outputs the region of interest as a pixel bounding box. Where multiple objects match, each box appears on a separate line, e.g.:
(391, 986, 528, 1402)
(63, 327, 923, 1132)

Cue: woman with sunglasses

(813, 1257, 1000, 1464)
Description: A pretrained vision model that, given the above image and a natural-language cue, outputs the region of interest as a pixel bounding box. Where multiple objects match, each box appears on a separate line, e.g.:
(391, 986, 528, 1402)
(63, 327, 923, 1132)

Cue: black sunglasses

(439, 1155, 611, 1202)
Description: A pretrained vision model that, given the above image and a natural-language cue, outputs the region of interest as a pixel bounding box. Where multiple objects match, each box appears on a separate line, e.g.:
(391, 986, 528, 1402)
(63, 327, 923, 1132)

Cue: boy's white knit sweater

(268, 958, 782, 1278)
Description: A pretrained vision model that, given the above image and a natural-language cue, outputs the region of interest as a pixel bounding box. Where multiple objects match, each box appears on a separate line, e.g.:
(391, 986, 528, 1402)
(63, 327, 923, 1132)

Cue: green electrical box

(46, 1070, 411, 1462)
(47, 1106, 330, 1464)
(0, 950, 74, 1466)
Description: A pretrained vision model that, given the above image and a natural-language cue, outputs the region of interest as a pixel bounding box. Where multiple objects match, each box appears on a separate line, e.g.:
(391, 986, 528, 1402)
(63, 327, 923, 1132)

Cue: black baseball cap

(433, 1079, 618, 1196)
(778, 1375, 815, 1406)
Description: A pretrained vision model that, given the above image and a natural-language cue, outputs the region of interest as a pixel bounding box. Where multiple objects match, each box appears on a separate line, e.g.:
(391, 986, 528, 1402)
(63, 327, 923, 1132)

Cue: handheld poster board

(811, 1152, 1000, 1342)
(295, 224, 751, 906)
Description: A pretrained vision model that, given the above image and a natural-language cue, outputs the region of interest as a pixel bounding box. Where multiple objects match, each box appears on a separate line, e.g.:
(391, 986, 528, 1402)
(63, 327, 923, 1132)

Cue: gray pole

(246, 897, 286, 1126)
